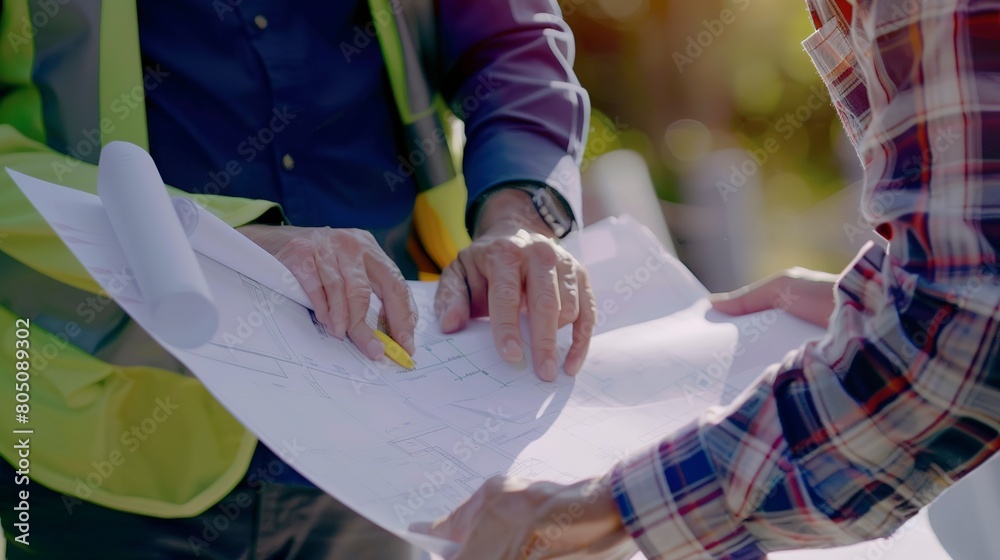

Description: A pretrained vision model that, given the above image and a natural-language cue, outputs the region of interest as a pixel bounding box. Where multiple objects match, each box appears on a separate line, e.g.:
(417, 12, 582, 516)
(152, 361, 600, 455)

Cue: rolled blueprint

(97, 141, 219, 348)
(171, 196, 201, 238)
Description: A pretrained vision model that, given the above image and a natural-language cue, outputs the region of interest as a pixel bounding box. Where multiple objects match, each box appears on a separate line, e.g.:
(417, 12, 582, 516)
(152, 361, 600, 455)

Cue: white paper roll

(172, 196, 201, 238)
(97, 141, 219, 348)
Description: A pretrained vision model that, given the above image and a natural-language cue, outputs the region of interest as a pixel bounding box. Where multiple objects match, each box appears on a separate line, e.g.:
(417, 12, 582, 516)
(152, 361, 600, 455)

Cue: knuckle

(495, 320, 520, 338)
(389, 277, 410, 299)
(534, 338, 558, 356)
(562, 293, 579, 314)
(533, 292, 560, 315)
(576, 319, 596, 339)
(443, 271, 466, 293)
(438, 277, 467, 306)
(493, 285, 521, 307)
(559, 298, 580, 324)
(325, 270, 346, 289)
(346, 285, 372, 304)
(562, 282, 580, 303)
(560, 271, 579, 296)
(528, 240, 558, 266)
(486, 239, 523, 265)
(437, 277, 460, 300)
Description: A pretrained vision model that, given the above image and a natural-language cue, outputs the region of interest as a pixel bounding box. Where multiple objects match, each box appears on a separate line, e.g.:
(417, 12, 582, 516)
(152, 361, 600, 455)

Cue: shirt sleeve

(437, 0, 590, 223)
(611, 0, 1000, 557)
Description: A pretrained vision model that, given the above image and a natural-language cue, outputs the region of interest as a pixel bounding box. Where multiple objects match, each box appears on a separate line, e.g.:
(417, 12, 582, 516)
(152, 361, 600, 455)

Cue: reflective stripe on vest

(368, 0, 472, 272)
(21, 1, 147, 161)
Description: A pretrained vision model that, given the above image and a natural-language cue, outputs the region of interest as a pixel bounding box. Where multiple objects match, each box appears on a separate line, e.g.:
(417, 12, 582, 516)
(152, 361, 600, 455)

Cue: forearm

(614, 0, 1000, 550)
(614, 244, 1000, 558)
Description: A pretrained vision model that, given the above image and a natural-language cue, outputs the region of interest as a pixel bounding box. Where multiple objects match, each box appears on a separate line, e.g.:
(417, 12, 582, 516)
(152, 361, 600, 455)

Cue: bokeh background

(563, 0, 880, 291)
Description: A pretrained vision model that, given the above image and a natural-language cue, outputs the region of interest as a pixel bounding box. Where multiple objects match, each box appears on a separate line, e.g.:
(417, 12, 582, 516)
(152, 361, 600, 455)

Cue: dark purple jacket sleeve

(438, 0, 589, 223)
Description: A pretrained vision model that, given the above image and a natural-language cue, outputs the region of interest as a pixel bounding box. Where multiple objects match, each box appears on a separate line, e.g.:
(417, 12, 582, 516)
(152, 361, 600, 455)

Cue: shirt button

(254, 15, 268, 30)
(282, 154, 295, 171)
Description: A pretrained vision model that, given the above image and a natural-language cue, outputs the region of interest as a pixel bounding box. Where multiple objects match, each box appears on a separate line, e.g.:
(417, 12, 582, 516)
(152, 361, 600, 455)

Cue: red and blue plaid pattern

(612, 1, 1000, 557)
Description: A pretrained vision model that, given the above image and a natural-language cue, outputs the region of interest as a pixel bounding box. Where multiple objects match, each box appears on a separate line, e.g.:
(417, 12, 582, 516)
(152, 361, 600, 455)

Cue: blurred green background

(564, 0, 869, 288)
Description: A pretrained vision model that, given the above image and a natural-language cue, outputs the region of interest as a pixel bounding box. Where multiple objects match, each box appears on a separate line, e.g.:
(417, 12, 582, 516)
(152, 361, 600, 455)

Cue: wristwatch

(507, 183, 576, 239)
(469, 183, 577, 239)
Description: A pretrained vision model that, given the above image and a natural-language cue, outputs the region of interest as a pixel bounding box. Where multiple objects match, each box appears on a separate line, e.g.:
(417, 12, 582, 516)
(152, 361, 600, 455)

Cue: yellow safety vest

(0, 0, 467, 517)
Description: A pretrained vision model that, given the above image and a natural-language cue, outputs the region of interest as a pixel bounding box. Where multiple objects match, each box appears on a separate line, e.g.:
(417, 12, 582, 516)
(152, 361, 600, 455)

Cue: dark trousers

(0, 459, 414, 560)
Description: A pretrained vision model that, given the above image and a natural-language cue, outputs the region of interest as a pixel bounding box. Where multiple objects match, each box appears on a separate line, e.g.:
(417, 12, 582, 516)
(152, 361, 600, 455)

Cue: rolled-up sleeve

(612, 0, 1000, 558)
(438, 0, 590, 222)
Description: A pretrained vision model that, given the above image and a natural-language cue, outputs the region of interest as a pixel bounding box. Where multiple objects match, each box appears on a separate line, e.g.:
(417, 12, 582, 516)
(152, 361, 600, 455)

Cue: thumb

(435, 263, 471, 334)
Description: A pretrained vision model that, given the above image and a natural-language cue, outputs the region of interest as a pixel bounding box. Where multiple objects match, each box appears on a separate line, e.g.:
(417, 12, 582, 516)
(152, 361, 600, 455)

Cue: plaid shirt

(612, 0, 1000, 558)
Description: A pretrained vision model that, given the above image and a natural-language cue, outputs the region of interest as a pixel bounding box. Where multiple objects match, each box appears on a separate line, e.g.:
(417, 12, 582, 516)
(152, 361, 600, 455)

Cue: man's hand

(434, 188, 596, 381)
(414, 475, 631, 560)
(709, 267, 838, 328)
(239, 225, 416, 359)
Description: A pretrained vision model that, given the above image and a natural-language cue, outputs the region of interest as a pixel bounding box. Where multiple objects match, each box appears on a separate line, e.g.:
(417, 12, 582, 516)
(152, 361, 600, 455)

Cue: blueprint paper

(561, 214, 708, 335)
(178, 195, 313, 309)
(9, 169, 952, 560)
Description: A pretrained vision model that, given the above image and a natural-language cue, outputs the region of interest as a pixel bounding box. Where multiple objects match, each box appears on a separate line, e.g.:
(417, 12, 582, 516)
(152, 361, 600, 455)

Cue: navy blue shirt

(137, 0, 412, 228)
(137, 0, 588, 278)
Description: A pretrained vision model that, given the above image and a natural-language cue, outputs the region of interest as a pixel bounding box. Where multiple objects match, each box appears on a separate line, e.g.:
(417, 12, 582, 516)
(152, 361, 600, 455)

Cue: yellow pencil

(373, 330, 415, 369)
